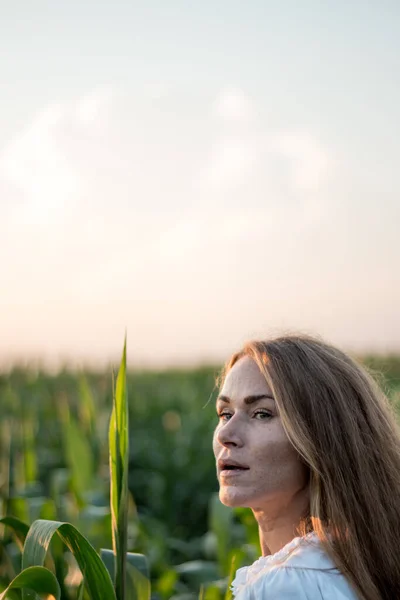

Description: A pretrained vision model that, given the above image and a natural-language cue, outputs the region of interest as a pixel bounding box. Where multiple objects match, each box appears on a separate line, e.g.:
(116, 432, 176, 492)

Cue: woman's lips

(218, 459, 250, 470)
(219, 469, 249, 479)
(219, 466, 250, 478)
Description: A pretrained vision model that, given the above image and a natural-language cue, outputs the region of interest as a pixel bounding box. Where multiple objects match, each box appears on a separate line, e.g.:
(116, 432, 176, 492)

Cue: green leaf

(101, 550, 150, 600)
(0, 582, 18, 600)
(126, 561, 150, 600)
(22, 519, 117, 600)
(0, 516, 30, 549)
(7, 497, 30, 524)
(199, 585, 222, 600)
(155, 569, 178, 600)
(109, 337, 129, 600)
(224, 553, 240, 600)
(63, 415, 95, 507)
(209, 494, 233, 575)
(0, 566, 60, 600)
(78, 377, 97, 436)
(22, 413, 37, 484)
(77, 582, 85, 600)
(175, 561, 219, 588)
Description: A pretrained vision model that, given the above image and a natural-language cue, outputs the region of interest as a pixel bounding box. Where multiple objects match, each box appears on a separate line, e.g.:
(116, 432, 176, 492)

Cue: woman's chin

(219, 488, 250, 508)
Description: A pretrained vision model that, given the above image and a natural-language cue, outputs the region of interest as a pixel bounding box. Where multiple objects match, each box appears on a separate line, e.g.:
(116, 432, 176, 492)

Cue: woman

(213, 334, 400, 600)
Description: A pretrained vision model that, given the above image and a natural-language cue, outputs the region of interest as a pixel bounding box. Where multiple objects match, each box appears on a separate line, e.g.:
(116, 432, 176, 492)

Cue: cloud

(0, 86, 335, 279)
(213, 87, 254, 122)
(0, 85, 333, 239)
(270, 130, 332, 191)
(75, 86, 114, 128)
(201, 89, 333, 205)
(0, 85, 344, 366)
(201, 134, 258, 190)
(0, 103, 80, 226)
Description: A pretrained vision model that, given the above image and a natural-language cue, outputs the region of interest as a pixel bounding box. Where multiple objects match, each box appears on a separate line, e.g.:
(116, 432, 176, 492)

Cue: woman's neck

(252, 487, 309, 556)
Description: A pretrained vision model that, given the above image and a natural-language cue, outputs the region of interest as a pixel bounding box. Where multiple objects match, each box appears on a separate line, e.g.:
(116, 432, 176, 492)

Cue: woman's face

(213, 355, 309, 510)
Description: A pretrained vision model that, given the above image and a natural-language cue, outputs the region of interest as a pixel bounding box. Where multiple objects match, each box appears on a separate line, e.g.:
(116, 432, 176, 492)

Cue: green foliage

(22, 519, 117, 600)
(101, 549, 150, 600)
(62, 414, 95, 508)
(209, 494, 232, 576)
(109, 337, 130, 600)
(0, 351, 398, 599)
(0, 566, 60, 600)
(0, 516, 30, 549)
(0, 340, 150, 600)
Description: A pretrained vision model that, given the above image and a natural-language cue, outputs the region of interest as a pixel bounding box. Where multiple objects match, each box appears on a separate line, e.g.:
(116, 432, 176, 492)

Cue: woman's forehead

(220, 355, 273, 399)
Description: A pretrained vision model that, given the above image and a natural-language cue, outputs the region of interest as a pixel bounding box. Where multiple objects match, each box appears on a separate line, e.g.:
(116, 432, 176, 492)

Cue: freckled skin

(213, 356, 309, 513)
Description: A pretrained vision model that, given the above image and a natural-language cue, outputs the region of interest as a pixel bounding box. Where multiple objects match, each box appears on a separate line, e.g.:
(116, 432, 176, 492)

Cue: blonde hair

(220, 334, 400, 600)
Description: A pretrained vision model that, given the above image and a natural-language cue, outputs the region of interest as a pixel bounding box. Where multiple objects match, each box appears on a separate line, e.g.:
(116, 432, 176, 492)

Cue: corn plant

(0, 337, 150, 600)
(1, 347, 397, 599)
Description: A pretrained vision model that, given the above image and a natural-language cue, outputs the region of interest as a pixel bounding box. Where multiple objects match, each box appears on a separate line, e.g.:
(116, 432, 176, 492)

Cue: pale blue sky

(1, 1, 399, 367)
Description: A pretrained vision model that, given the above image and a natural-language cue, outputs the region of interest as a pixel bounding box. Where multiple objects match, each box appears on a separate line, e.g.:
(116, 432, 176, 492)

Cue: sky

(1, 1, 399, 369)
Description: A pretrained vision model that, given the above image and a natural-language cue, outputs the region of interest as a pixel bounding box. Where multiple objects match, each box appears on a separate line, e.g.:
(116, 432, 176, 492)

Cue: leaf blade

(22, 519, 117, 600)
(0, 566, 60, 600)
(109, 337, 129, 600)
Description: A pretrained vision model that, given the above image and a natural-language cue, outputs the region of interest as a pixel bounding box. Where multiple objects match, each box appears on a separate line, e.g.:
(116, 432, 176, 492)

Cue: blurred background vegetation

(0, 355, 399, 599)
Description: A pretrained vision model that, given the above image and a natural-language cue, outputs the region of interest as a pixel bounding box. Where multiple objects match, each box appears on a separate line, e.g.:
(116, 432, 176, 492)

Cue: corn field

(0, 341, 399, 600)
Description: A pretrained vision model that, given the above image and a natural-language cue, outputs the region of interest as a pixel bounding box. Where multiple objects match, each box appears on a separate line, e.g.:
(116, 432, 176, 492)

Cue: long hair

(220, 334, 400, 600)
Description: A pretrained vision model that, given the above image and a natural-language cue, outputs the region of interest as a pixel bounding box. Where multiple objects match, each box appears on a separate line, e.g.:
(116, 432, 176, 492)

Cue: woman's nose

(216, 416, 244, 448)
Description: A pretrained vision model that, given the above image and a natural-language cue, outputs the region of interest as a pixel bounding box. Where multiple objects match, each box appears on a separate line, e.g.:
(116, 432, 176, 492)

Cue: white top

(231, 532, 360, 599)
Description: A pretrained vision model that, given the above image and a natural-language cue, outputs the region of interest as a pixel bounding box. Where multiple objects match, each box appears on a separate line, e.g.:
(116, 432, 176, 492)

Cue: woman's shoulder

(231, 532, 360, 599)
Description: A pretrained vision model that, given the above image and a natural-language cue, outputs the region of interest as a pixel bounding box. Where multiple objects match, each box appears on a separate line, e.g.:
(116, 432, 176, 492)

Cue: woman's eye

(217, 411, 272, 421)
(254, 410, 273, 420)
(218, 412, 232, 421)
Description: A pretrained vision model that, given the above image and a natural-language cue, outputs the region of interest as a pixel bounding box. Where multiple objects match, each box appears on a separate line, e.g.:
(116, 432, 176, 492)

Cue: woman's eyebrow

(217, 394, 275, 405)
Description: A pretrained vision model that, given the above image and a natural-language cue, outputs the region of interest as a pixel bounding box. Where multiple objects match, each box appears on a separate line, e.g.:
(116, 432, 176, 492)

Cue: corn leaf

(209, 494, 233, 576)
(63, 416, 95, 507)
(22, 412, 37, 484)
(174, 561, 219, 588)
(0, 516, 30, 549)
(0, 566, 60, 600)
(101, 549, 150, 600)
(22, 519, 117, 600)
(126, 562, 150, 600)
(79, 376, 96, 436)
(224, 553, 240, 600)
(109, 337, 129, 600)
(199, 585, 221, 600)
(0, 584, 18, 600)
